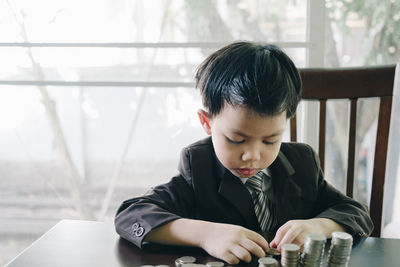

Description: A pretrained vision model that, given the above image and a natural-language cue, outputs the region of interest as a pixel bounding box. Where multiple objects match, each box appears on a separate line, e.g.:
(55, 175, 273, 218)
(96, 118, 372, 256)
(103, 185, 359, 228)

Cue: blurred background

(0, 0, 399, 264)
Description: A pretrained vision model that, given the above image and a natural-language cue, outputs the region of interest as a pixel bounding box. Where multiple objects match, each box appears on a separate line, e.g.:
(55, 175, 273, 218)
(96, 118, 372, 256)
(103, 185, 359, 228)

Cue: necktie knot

(246, 172, 264, 192)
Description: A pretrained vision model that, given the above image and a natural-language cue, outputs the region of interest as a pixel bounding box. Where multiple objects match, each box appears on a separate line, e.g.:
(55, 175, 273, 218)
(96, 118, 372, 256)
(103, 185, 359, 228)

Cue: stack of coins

(259, 257, 279, 267)
(301, 234, 327, 267)
(281, 243, 300, 267)
(327, 232, 353, 267)
(175, 256, 196, 267)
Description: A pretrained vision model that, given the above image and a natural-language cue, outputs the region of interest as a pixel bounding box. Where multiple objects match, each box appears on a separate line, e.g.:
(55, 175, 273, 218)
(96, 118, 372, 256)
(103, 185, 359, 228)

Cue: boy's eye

(263, 140, 277, 145)
(226, 137, 245, 144)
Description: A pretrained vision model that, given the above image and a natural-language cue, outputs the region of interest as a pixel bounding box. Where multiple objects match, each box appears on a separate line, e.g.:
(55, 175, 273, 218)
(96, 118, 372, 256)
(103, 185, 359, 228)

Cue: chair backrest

(291, 65, 397, 237)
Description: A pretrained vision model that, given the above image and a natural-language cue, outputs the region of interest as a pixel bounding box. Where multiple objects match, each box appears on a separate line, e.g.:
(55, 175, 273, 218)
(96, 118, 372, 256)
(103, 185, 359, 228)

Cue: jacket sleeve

(114, 148, 196, 248)
(307, 145, 374, 242)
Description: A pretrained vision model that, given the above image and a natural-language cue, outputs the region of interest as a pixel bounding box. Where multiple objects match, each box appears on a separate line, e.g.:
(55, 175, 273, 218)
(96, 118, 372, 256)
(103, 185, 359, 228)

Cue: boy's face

(198, 104, 286, 178)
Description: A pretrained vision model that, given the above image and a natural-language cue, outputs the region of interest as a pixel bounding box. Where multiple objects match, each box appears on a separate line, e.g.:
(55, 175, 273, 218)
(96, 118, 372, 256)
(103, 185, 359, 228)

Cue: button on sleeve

(135, 226, 145, 237)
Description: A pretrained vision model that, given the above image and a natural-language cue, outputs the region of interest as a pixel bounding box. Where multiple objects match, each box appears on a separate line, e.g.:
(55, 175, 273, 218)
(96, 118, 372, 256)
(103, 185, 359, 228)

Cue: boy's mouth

(238, 168, 257, 176)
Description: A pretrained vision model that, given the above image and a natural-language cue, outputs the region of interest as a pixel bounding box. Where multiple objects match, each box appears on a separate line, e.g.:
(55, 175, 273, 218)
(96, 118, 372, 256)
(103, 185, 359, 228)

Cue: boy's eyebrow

(229, 129, 285, 138)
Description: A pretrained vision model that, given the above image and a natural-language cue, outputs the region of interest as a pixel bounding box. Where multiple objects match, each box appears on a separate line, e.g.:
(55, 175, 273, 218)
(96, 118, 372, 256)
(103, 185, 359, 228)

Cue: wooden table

(5, 220, 400, 267)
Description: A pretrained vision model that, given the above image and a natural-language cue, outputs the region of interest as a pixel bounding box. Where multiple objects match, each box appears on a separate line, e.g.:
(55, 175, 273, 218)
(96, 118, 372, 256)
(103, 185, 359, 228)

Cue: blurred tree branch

(6, 0, 93, 219)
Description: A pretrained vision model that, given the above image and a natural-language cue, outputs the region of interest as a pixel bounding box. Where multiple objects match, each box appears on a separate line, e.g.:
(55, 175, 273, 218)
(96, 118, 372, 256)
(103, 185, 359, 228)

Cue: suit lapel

(270, 150, 297, 228)
(216, 159, 260, 230)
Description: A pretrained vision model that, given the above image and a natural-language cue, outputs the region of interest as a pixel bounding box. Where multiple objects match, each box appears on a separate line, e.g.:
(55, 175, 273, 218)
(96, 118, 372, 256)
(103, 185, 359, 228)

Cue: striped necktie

(246, 171, 275, 231)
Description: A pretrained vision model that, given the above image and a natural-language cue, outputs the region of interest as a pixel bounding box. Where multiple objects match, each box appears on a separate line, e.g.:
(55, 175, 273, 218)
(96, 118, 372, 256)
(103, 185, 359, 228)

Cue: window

(1, 0, 399, 264)
(0, 1, 309, 263)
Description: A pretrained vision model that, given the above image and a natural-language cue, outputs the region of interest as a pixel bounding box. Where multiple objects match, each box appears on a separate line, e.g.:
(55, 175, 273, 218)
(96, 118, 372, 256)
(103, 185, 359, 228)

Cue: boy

(115, 42, 373, 265)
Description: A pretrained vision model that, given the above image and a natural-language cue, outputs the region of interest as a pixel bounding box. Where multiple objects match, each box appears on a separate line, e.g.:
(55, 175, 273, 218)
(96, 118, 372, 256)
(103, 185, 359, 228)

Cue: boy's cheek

(215, 148, 239, 170)
(216, 153, 236, 169)
(213, 140, 236, 160)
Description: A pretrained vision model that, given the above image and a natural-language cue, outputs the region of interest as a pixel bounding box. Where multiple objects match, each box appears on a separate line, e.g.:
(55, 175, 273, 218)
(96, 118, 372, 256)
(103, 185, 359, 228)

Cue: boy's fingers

(247, 231, 269, 252)
(231, 245, 252, 263)
(277, 227, 299, 250)
(272, 223, 291, 249)
(240, 238, 266, 259)
(222, 251, 240, 265)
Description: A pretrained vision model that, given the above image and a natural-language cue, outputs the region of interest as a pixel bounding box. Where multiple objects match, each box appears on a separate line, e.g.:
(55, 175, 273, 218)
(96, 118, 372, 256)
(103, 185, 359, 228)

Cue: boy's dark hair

(195, 41, 302, 118)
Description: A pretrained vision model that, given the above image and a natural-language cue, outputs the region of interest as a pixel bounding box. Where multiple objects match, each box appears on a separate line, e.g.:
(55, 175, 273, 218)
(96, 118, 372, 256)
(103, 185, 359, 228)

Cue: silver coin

(307, 233, 327, 242)
(179, 256, 197, 263)
(266, 247, 280, 256)
(259, 257, 278, 266)
(176, 256, 196, 264)
(281, 244, 300, 252)
(332, 232, 352, 240)
(205, 261, 224, 267)
(175, 256, 197, 267)
(259, 257, 277, 264)
(331, 232, 353, 246)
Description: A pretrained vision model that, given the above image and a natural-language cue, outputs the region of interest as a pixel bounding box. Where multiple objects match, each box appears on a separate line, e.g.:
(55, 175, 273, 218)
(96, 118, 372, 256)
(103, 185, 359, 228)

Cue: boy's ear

(197, 109, 212, 135)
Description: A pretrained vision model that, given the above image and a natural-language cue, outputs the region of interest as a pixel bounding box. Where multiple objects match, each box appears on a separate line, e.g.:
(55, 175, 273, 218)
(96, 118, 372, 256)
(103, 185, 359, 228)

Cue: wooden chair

(291, 64, 397, 237)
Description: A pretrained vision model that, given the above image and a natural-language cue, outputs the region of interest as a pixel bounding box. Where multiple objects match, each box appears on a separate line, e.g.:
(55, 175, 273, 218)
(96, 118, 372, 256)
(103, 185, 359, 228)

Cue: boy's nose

(242, 147, 261, 162)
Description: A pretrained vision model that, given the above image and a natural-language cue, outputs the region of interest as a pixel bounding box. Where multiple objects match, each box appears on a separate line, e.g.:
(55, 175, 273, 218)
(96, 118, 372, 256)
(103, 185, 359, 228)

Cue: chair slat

(370, 96, 393, 237)
(346, 99, 357, 198)
(319, 99, 326, 172)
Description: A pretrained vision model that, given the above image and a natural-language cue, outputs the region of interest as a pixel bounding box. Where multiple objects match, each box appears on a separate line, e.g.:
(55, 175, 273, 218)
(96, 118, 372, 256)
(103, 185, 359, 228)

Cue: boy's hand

(199, 223, 269, 265)
(270, 218, 345, 251)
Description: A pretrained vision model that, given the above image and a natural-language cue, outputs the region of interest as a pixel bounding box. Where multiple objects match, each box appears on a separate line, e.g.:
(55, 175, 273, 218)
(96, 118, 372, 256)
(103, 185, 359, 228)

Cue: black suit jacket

(115, 137, 373, 247)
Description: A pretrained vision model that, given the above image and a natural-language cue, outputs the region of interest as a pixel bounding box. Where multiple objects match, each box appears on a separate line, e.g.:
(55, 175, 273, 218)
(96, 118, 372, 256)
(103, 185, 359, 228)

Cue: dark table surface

(5, 219, 400, 267)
